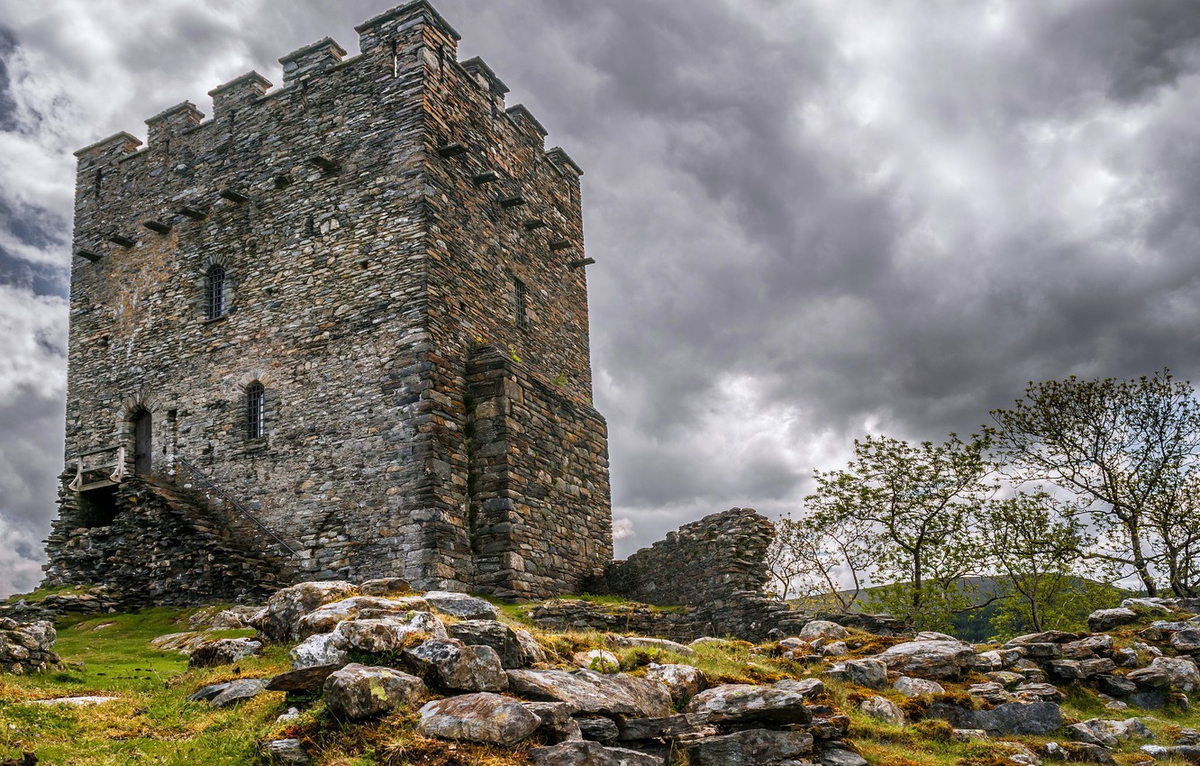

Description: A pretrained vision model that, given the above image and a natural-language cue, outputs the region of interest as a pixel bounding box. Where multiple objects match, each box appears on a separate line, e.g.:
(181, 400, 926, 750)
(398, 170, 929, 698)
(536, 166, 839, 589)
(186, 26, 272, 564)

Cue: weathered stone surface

(290, 632, 348, 670)
(1069, 717, 1153, 748)
(894, 676, 945, 697)
(417, 692, 540, 745)
(774, 677, 824, 697)
(683, 728, 814, 766)
(205, 678, 269, 708)
(576, 716, 620, 742)
(330, 612, 447, 653)
(1142, 745, 1200, 762)
(404, 638, 508, 691)
(1128, 657, 1200, 692)
(821, 748, 868, 766)
(520, 701, 580, 742)
(296, 596, 433, 638)
(969, 682, 1012, 705)
(266, 664, 344, 693)
(646, 663, 707, 705)
(799, 620, 851, 640)
(1015, 682, 1065, 703)
(928, 701, 1063, 735)
(0, 621, 59, 674)
(876, 640, 975, 680)
(530, 741, 661, 766)
(447, 619, 543, 668)
(1088, 608, 1139, 632)
(188, 638, 262, 669)
(825, 658, 888, 689)
(1172, 629, 1200, 653)
(422, 591, 498, 620)
(685, 684, 812, 725)
(358, 578, 411, 597)
(322, 664, 426, 720)
(254, 582, 355, 643)
(507, 669, 672, 718)
(263, 738, 309, 764)
(618, 714, 711, 741)
(607, 634, 695, 656)
(861, 695, 906, 725)
(28, 695, 120, 706)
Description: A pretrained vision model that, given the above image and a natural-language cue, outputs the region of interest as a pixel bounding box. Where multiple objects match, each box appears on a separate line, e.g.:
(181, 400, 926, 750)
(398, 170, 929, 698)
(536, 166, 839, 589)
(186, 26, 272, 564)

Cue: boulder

(448, 620, 545, 668)
(1006, 630, 1083, 645)
(211, 606, 262, 630)
(877, 640, 976, 680)
(296, 596, 433, 638)
(530, 741, 661, 766)
(520, 701, 580, 742)
(821, 749, 869, 766)
(928, 701, 1063, 735)
(1089, 608, 1139, 632)
(188, 638, 262, 669)
(968, 683, 1012, 705)
(1172, 629, 1200, 654)
(263, 738, 309, 764)
(825, 658, 888, 689)
(1014, 682, 1064, 703)
(618, 714, 712, 741)
(988, 671, 1026, 688)
(506, 669, 672, 718)
(646, 663, 707, 705)
(289, 632, 348, 670)
(1071, 717, 1153, 748)
(417, 692, 541, 745)
(861, 695, 906, 725)
(266, 664, 344, 693)
(1142, 745, 1200, 762)
(422, 591, 499, 620)
(211, 680, 267, 708)
(1128, 657, 1200, 692)
(577, 716, 620, 742)
(800, 620, 851, 640)
(685, 684, 812, 725)
(894, 676, 945, 697)
(1122, 598, 1175, 616)
(358, 578, 411, 597)
(1096, 675, 1138, 698)
(322, 663, 426, 720)
(683, 728, 814, 766)
(403, 638, 508, 691)
(774, 677, 824, 697)
(1055, 742, 1115, 764)
(254, 581, 356, 642)
(330, 612, 446, 654)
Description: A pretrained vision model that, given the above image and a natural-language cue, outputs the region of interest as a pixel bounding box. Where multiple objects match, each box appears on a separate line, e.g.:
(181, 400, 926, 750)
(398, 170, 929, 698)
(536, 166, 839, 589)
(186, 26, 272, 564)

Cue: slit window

(206, 265, 227, 320)
(246, 382, 265, 439)
(514, 277, 528, 328)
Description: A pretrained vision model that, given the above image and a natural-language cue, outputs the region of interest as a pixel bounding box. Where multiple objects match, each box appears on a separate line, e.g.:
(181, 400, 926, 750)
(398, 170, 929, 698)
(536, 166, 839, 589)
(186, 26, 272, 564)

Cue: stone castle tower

(45, 1, 612, 603)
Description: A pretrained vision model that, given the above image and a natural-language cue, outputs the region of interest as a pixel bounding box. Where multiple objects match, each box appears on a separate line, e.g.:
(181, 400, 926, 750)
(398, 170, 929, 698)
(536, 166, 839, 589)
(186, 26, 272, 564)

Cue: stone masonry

(46, 1, 611, 602)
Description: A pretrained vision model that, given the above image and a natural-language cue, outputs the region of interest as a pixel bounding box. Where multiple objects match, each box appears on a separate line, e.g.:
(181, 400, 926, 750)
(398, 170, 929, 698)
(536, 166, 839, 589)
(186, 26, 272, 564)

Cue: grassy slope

(1, 600, 1198, 765)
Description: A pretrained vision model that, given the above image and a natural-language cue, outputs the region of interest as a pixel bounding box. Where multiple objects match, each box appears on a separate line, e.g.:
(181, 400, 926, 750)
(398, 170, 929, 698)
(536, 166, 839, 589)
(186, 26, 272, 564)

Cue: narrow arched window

(246, 381, 265, 439)
(206, 265, 227, 320)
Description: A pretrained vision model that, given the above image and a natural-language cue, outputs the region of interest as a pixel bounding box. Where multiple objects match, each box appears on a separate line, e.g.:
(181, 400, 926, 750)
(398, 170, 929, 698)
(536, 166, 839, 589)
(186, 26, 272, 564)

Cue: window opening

(514, 277, 528, 328)
(247, 382, 265, 439)
(206, 265, 227, 319)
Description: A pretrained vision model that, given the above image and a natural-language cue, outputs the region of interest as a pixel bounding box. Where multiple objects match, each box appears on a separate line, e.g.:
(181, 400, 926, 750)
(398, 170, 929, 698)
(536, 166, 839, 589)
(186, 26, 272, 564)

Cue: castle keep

(45, 1, 612, 603)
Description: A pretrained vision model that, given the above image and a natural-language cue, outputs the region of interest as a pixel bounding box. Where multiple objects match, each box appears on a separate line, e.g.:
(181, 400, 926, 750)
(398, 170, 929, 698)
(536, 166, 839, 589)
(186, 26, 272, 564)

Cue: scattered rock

(266, 664, 344, 693)
(422, 591, 498, 620)
(449, 620, 533, 668)
(894, 676, 945, 697)
(530, 741, 661, 766)
(646, 662, 707, 705)
(404, 638, 508, 691)
(685, 684, 812, 725)
(877, 640, 976, 680)
(1129, 657, 1200, 692)
(28, 695, 119, 706)
(206, 678, 269, 708)
(417, 692, 541, 745)
(576, 716, 621, 742)
(606, 634, 696, 656)
(188, 638, 262, 669)
(683, 728, 814, 766)
(861, 695, 906, 725)
(358, 578, 411, 597)
(289, 632, 348, 670)
(331, 612, 446, 654)
(928, 701, 1063, 735)
(297, 596, 433, 638)
(825, 658, 888, 689)
(799, 620, 851, 640)
(1088, 608, 1139, 632)
(506, 669, 672, 718)
(263, 738, 309, 764)
(821, 748, 869, 766)
(254, 581, 356, 642)
(574, 649, 620, 673)
(322, 664, 426, 720)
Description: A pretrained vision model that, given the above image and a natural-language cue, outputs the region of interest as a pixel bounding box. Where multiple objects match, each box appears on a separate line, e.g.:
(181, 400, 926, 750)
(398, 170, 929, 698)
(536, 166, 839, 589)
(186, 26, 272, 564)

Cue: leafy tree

(986, 370, 1200, 596)
(766, 512, 871, 609)
(978, 490, 1089, 634)
(806, 434, 995, 630)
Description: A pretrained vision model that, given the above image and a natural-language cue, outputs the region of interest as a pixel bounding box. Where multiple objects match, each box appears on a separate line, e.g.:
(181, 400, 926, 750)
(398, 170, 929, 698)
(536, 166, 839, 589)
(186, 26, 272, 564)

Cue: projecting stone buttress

(45, 0, 612, 604)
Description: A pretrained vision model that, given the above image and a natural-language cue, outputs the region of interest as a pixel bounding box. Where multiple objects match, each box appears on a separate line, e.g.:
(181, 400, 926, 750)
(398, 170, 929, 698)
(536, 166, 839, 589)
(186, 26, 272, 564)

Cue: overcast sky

(2, 0, 1200, 597)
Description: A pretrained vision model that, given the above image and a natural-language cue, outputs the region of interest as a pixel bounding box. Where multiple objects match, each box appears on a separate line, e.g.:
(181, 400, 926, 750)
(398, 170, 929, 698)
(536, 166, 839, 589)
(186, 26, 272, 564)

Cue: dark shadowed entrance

(133, 410, 152, 475)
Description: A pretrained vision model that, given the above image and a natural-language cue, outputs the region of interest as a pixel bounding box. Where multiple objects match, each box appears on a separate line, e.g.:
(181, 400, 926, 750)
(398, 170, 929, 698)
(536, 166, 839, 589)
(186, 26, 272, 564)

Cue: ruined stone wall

(54, 1, 611, 600)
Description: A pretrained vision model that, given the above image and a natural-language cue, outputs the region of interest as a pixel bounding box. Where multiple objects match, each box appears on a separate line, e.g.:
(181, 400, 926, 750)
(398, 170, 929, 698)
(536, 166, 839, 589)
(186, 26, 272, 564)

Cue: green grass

(2, 584, 101, 605)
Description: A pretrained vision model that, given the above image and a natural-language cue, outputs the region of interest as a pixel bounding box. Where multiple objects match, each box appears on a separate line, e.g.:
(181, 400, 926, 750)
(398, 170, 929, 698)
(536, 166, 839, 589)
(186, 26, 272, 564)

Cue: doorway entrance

(133, 410, 152, 475)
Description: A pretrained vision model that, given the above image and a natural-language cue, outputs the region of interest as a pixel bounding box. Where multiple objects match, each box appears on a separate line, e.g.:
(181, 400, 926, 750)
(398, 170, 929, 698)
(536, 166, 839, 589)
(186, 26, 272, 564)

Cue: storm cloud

(2, 0, 1200, 596)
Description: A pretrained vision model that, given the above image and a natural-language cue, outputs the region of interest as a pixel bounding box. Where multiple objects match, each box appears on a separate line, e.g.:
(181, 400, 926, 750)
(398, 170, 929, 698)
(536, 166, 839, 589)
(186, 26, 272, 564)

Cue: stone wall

(44, 477, 289, 607)
(53, 0, 611, 600)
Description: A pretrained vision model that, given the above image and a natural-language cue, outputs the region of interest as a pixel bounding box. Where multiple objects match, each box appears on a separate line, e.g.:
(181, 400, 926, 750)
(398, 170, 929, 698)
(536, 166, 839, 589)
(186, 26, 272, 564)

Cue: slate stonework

(48, 0, 610, 602)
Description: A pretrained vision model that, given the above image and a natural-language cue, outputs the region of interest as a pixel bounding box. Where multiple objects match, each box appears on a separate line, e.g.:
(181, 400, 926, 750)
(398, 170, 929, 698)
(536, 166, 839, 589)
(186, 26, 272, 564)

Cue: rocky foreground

(7, 584, 1200, 766)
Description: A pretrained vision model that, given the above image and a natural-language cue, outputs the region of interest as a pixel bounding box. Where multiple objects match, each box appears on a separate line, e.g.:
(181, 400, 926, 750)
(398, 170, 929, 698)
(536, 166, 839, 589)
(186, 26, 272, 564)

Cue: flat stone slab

(506, 669, 672, 718)
(28, 695, 120, 706)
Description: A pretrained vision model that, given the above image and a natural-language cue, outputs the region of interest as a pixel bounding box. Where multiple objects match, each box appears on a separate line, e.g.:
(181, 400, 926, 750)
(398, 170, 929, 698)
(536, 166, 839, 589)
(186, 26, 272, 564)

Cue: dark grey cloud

(2, 0, 1200, 594)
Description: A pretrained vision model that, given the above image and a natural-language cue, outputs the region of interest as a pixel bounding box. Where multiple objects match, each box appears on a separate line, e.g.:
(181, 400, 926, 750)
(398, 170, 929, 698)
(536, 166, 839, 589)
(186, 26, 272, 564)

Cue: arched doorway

(133, 410, 152, 475)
